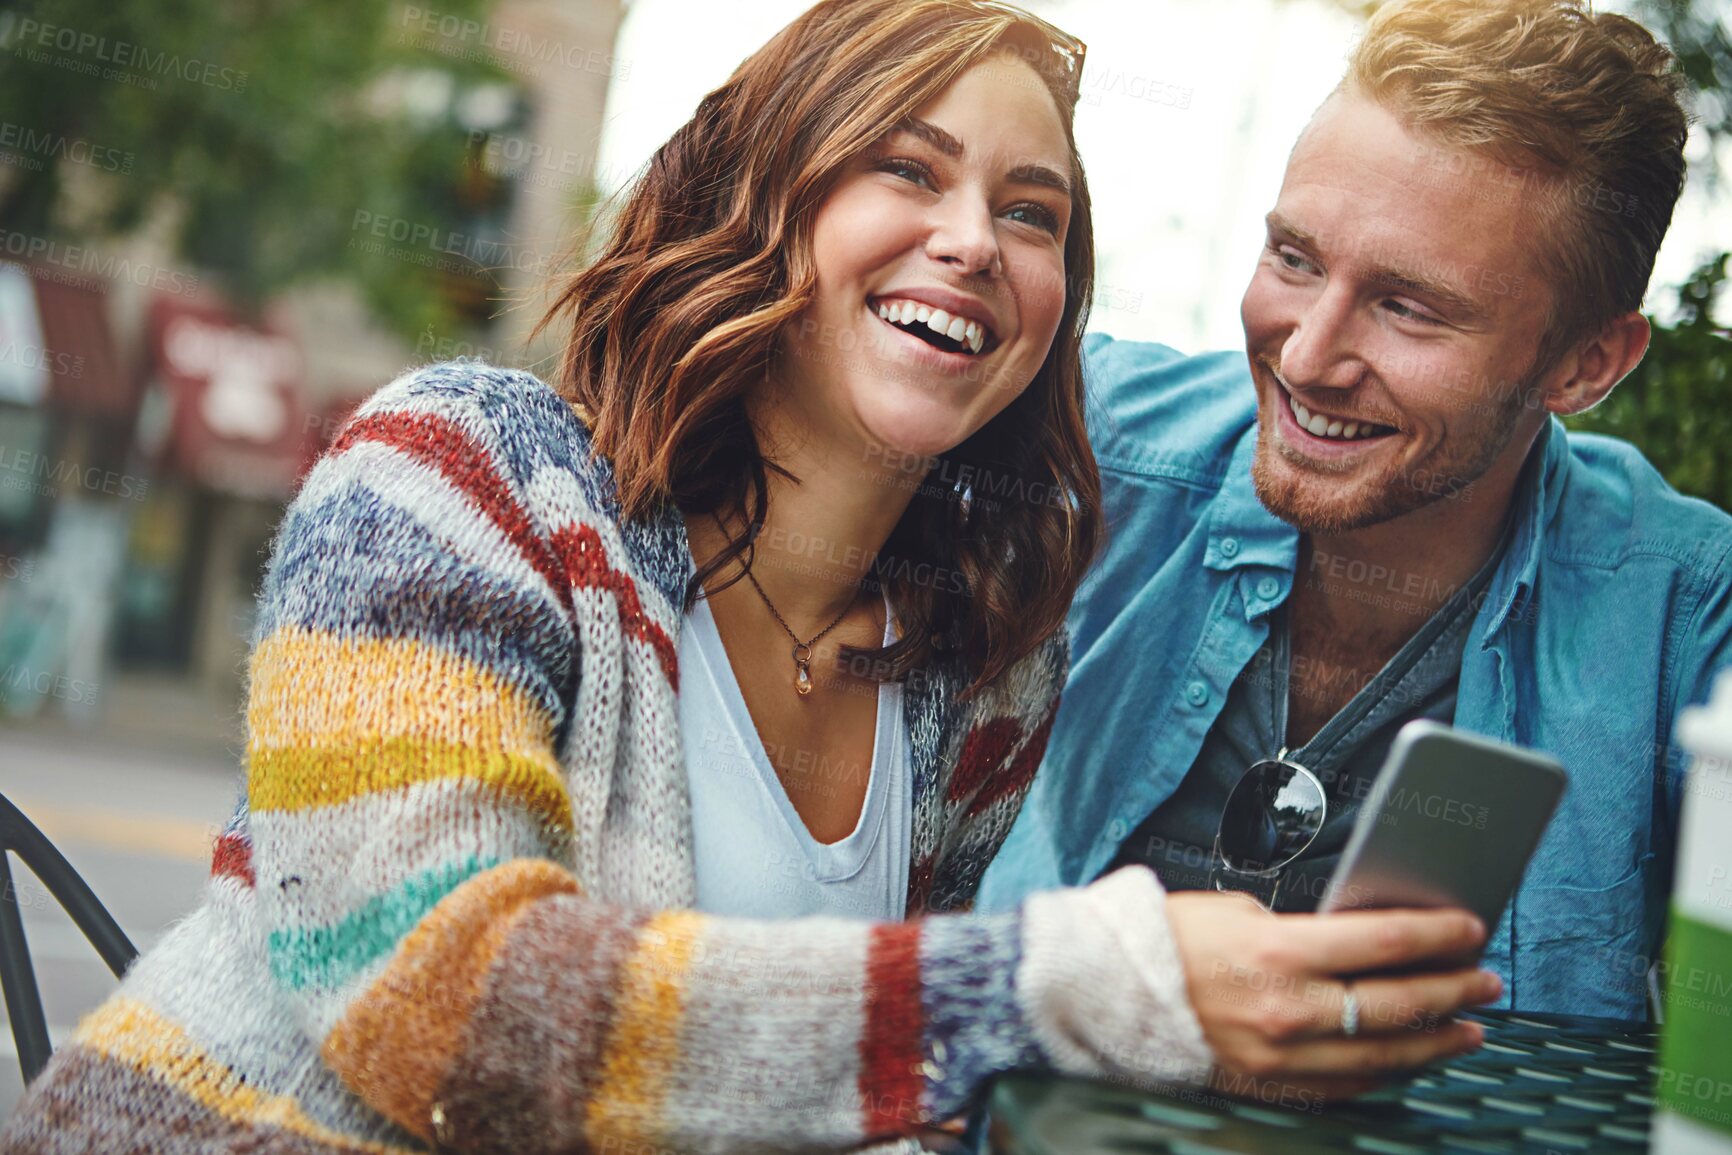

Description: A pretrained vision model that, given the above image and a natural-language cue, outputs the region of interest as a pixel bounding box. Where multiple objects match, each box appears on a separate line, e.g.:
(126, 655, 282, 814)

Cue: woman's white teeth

(1290, 394, 1384, 440)
(875, 298, 987, 354)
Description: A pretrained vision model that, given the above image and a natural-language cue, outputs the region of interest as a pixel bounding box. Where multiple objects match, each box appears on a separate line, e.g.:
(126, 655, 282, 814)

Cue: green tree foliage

(1631, 0, 1732, 182)
(0, 0, 504, 335)
(1574, 0, 1731, 512)
(1567, 255, 1731, 512)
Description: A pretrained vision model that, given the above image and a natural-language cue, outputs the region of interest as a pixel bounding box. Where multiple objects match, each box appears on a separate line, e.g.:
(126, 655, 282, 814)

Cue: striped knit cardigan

(2, 361, 1209, 1155)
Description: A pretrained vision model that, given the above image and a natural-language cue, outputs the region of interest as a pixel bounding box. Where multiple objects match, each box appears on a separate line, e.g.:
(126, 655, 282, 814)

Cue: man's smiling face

(1240, 86, 1558, 534)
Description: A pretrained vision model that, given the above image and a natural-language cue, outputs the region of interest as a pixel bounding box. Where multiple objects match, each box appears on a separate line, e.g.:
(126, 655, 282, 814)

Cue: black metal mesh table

(991, 1009, 1657, 1154)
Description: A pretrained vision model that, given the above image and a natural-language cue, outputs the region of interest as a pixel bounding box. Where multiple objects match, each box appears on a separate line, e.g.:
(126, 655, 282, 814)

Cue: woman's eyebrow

(892, 116, 964, 157)
(889, 116, 1071, 195)
(1008, 162, 1071, 195)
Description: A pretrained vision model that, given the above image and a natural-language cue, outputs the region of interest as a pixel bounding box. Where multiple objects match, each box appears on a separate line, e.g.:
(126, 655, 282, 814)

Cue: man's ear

(1542, 312, 1650, 416)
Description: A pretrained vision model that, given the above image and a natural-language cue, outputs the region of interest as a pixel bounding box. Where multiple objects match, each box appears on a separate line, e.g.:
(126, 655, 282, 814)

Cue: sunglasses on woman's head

(962, 0, 1088, 107)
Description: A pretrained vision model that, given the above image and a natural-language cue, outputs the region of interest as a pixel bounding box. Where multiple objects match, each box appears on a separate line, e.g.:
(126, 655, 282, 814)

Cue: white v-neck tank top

(679, 570, 911, 920)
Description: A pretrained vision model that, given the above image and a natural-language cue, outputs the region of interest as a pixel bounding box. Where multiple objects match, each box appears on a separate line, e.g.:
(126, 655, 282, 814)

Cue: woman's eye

(874, 157, 934, 188)
(1005, 203, 1061, 234)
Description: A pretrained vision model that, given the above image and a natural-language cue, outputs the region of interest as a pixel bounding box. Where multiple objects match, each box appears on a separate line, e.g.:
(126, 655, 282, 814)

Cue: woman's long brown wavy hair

(532, 0, 1102, 699)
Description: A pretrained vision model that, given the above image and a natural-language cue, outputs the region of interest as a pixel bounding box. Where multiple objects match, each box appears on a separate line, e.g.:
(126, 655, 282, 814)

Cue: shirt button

(1220, 537, 1240, 558)
(1107, 818, 1129, 841)
(1257, 577, 1281, 600)
(1185, 681, 1210, 706)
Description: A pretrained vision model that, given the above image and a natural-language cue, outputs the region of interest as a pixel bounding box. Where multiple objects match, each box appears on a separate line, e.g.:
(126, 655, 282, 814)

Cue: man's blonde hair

(1348, 0, 1689, 370)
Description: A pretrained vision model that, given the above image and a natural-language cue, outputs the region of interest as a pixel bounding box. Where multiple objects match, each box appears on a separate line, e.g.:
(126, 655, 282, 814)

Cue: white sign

(162, 313, 299, 443)
(0, 262, 49, 406)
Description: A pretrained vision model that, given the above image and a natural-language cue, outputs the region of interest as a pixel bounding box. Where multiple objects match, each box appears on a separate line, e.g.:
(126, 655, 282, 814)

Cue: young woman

(3, 2, 1494, 1152)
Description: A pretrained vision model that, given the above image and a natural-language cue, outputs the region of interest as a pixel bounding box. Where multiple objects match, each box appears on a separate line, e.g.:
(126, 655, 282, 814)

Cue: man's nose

(925, 196, 1002, 278)
(1280, 284, 1363, 391)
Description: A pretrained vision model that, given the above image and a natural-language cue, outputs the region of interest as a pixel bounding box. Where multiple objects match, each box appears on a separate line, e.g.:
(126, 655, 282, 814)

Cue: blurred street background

(0, 0, 1727, 1117)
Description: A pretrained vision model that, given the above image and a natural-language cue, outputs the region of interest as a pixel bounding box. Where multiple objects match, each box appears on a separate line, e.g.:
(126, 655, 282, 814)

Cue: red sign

(149, 296, 309, 500)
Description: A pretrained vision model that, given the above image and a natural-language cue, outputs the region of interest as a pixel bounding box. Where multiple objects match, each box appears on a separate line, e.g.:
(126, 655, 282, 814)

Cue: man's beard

(1249, 361, 1532, 535)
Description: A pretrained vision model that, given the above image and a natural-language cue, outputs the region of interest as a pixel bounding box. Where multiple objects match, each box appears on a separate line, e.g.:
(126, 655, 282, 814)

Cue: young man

(980, 0, 1732, 1022)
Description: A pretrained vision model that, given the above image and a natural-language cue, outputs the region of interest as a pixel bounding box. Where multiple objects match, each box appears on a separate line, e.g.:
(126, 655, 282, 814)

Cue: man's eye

(1384, 299, 1442, 324)
(1270, 242, 1317, 275)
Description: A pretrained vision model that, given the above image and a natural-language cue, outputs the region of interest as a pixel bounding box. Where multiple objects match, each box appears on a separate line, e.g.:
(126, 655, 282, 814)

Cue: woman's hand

(1164, 890, 1503, 1101)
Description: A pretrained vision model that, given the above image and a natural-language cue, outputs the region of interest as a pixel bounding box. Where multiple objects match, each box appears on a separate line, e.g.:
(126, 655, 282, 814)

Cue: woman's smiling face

(772, 54, 1076, 463)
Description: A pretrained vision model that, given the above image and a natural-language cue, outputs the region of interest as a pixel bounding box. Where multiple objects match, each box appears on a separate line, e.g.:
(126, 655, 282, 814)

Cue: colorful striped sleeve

(247, 363, 1082, 1153)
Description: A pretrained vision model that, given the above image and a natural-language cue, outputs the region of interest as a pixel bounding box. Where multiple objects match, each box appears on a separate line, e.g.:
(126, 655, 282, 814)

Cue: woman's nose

(924, 198, 1002, 278)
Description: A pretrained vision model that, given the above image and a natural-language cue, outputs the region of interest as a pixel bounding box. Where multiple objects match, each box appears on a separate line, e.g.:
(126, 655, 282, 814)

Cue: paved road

(0, 728, 240, 1120)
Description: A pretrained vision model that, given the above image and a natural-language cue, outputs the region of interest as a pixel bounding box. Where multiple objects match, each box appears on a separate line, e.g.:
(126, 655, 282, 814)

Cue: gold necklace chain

(709, 511, 860, 698)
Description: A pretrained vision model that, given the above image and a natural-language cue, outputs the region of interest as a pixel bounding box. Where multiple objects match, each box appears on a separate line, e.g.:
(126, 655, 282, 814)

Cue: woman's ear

(1541, 312, 1651, 416)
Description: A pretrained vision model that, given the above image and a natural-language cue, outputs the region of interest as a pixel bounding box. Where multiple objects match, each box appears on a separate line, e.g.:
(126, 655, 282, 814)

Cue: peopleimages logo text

(0, 445, 149, 500)
(0, 16, 248, 91)
(0, 121, 133, 172)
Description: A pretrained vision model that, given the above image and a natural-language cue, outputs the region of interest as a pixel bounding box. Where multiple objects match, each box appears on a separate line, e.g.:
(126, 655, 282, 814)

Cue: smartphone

(1319, 720, 1567, 953)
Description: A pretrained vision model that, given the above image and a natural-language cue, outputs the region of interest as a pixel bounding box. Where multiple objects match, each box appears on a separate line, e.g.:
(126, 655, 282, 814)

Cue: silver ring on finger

(1341, 986, 1360, 1037)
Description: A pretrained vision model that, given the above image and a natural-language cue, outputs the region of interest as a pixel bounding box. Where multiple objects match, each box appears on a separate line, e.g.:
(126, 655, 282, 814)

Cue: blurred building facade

(0, 0, 622, 739)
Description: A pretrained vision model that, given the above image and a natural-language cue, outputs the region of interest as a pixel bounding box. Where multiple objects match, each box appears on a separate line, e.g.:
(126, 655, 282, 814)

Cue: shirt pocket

(1512, 853, 1654, 1020)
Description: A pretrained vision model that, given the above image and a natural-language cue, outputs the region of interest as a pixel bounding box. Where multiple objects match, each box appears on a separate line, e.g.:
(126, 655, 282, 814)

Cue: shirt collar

(1202, 414, 1564, 643)
(1475, 415, 1563, 645)
(1205, 423, 1300, 573)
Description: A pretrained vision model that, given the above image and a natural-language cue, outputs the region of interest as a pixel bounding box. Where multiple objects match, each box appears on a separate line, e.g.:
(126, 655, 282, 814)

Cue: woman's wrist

(1015, 866, 1216, 1088)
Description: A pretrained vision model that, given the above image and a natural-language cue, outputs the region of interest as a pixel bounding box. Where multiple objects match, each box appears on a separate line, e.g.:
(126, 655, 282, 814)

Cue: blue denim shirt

(979, 334, 1732, 1020)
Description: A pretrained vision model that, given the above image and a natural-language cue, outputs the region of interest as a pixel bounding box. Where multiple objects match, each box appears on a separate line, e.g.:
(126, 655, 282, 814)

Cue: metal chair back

(0, 792, 137, 1084)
